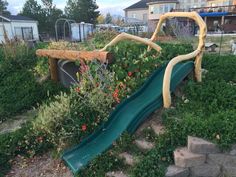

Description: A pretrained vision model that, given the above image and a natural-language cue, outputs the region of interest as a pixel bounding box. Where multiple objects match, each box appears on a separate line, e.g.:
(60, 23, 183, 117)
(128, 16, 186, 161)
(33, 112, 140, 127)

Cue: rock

(165, 165, 189, 177)
(223, 166, 236, 177)
(150, 122, 165, 135)
(119, 152, 136, 166)
(207, 154, 236, 166)
(106, 171, 128, 177)
(188, 136, 220, 154)
(174, 147, 206, 168)
(190, 163, 221, 177)
(230, 145, 236, 156)
(201, 69, 208, 74)
(135, 139, 154, 150)
(0, 109, 37, 135)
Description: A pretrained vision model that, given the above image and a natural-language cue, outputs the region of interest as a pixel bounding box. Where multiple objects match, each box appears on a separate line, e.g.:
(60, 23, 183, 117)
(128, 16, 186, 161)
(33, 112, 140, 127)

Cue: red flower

(75, 87, 80, 93)
(82, 124, 87, 131)
(113, 89, 120, 103)
(128, 72, 133, 77)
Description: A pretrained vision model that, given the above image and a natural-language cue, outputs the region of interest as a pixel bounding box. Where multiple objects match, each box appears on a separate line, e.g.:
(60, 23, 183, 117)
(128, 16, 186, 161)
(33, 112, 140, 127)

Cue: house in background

(0, 15, 39, 43)
(124, 0, 236, 33)
(124, 0, 149, 23)
(188, 0, 236, 32)
(148, 0, 179, 31)
(179, 0, 206, 10)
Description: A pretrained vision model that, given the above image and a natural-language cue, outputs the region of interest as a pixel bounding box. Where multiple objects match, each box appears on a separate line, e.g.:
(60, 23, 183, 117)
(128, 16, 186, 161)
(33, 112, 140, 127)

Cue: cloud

(7, 0, 139, 15)
(7, 0, 27, 14)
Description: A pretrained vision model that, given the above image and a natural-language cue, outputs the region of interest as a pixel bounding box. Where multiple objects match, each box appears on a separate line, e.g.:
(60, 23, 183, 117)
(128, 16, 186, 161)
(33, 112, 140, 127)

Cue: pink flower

(82, 124, 87, 131)
(128, 72, 133, 77)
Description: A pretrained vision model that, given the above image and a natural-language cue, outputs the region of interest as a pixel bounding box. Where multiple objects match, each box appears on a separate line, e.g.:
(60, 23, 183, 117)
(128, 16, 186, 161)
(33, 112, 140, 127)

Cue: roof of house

(124, 0, 149, 10)
(147, 0, 178, 5)
(124, 0, 178, 10)
(0, 15, 36, 22)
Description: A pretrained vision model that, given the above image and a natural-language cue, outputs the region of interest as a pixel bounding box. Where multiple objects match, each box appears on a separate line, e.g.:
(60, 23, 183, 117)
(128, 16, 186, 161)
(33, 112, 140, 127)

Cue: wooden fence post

(48, 58, 59, 82)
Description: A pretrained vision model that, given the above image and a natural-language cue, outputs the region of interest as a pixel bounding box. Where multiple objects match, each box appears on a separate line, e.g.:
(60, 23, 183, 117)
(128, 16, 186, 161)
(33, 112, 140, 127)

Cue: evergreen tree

(20, 0, 46, 32)
(21, 0, 63, 36)
(41, 0, 63, 36)
(105, 13, 112, 24)
(65, 0, 100, 24)
(0, 0, 10, 16)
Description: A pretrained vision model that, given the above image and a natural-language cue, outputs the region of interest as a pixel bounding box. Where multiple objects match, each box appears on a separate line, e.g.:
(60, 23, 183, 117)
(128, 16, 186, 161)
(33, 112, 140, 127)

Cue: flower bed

(0, 41, 193, 176)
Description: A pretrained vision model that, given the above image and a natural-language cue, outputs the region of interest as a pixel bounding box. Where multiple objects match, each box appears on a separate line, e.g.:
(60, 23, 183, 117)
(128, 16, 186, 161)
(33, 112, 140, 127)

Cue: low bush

(109, 42, 193, 99)
(0, 123, 53, 177)
(78, 151, 125, 177)
(92, 30, 119, 49)
(0, 41, 63, 121)
(33, 61, 116, 152)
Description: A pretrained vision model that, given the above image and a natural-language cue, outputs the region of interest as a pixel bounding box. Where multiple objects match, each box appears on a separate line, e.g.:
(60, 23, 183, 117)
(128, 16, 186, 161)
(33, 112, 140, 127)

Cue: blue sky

(7, 0, 139, 16)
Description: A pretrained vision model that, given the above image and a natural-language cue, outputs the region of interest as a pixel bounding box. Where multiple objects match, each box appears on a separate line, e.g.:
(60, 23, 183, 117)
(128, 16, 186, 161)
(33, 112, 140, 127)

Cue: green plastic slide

(62, 61, 194, 174)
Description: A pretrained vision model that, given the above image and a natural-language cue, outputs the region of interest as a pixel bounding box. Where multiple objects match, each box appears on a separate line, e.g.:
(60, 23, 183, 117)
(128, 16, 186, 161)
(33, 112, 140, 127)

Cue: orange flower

(75, 87, 80, 93)
(82, 124, 87, 131)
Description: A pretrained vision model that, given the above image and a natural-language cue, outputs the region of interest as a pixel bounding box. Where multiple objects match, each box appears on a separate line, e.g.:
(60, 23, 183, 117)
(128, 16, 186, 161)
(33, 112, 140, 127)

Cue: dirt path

(6, 153, 73, 177)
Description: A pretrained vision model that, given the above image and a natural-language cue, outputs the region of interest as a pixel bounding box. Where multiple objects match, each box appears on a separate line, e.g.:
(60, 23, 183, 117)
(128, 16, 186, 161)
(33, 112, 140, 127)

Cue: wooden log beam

(36, 49, 113, 63)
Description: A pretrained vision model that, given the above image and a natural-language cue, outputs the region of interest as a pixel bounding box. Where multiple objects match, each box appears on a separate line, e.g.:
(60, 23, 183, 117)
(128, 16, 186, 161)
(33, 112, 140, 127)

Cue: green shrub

(77, 151, 125, 177)
(203, 54, 236, 82)
(0, 41, 63, 121)
(109, 42, 193, 99)
(0, 123, 53, 177)
(131, 134, 173, 177)
(92, 30, 119, 48)
(32, 62, 116, 152)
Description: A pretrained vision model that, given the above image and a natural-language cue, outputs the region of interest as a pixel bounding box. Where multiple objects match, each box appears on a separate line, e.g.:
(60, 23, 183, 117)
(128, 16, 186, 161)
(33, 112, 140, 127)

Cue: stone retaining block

(166, 165, 189, 177)
(174, 147, 206, 168)
(188, 136, 220, 154)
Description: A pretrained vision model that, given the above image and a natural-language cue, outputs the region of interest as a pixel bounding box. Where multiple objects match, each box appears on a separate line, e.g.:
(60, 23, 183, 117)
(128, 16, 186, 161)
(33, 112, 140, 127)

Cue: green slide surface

(62, 61, 194, 174)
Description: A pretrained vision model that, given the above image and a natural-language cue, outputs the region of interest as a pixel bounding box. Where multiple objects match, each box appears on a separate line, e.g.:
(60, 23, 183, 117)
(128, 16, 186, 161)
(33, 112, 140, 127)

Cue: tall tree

(0, 0, 10, 15)
(21, 0, 63, 37)
(65, 0, 100, 24)
(105, 13, 112, 24)
(97, 15, 105, 24)
(20, 0, 46, 32)
(41, 0, 63, 36)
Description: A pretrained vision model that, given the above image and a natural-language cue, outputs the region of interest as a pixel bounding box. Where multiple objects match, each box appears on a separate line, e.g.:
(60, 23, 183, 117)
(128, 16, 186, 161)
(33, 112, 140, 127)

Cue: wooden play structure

(36, 11, 206, 108)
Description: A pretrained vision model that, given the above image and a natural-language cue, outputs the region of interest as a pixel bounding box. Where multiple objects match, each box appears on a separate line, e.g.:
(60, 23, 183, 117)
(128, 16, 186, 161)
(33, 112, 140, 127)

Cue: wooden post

(48, 58, 59, 82)
(221, 16, 225, 26)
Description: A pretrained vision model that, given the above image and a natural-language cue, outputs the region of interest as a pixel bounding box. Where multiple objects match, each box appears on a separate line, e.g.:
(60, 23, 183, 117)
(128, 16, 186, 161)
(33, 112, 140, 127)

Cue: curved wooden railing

(100, 32, 162, 52)
(151, 12, 207, 108)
